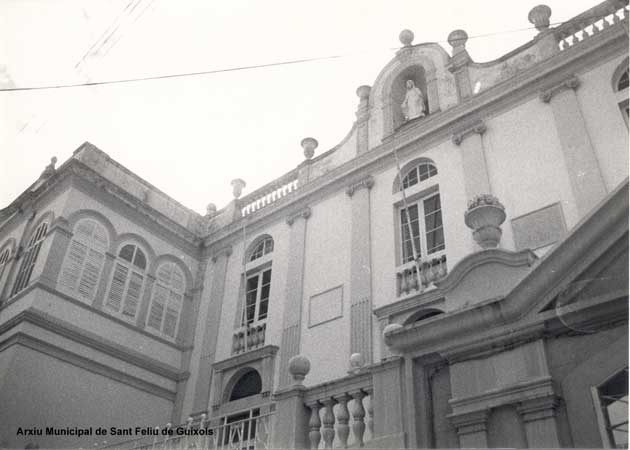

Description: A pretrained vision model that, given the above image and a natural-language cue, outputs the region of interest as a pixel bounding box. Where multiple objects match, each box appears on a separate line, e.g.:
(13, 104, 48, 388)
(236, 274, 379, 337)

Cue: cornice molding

(345, 175, 375, 197)
(373, 289, 445, 320)
(0, 332, 177, 401)
(286, 206, 312, 226)
(539, 74, 581, 103)
(212, 344, 279, 372)
(451, 119, 487, 146)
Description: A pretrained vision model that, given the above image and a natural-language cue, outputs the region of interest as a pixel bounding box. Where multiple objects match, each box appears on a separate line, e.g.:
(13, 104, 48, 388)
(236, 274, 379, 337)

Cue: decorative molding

(212, 345, 279, 372)
(451, 119, 487, 146)
(286, 206, 312, 226)
(373, 289, 445, 321)
(434, 248, 537, 293)
(345, 176, 375, 197)
(517, 395, 560, 422)
(539, 74, 581, 103)
(448, 409, 489, 435)
(0, 332, 177, 401)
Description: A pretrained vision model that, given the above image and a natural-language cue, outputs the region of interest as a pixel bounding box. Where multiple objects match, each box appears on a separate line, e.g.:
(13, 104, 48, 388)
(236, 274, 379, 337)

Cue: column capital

(517, 395, 560, 422)
(346, 175, 375, 197)
(540, 75, 581, 103)
(211, 245, 232, 263)
(286, 206, 311, 226)
(451, 119, 486, 146)
(449, 409, 489, 435)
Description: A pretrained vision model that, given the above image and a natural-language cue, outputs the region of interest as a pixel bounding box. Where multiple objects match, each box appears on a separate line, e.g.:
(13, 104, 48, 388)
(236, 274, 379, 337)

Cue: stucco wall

(0, 345, 172, 449)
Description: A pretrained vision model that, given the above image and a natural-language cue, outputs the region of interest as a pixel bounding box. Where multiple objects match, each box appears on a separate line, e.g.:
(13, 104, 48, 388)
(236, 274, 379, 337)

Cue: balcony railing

(240, 170, 300, 217)
(396, 254, 447, 297)
(555, 0, 629, 51)
(232, 323, 267, 355)
(102, 411, 274, 450)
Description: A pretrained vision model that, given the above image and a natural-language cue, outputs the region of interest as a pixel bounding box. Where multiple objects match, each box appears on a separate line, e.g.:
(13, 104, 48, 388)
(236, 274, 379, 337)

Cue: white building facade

(0, 1, 628, 448)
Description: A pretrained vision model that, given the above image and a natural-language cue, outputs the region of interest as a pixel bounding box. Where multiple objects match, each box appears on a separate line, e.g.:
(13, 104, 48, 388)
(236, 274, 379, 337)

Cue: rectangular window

(241, 269, 272, 326)
(400, 193, 445, 264)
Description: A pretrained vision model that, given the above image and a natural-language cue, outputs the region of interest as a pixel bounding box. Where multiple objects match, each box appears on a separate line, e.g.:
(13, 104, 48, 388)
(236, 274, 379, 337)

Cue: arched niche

(392, 65, 430, 130)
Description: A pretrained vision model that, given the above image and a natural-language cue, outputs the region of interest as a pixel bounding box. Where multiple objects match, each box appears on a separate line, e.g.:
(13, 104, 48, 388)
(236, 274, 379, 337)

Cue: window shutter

(77, 249, 105, 300)
(163, 291, 182, 338)
(121, 271, 143, 318)
(147, 283, 168, 330)
(106, 263, 128, 311)
(58, 240, 87, 293)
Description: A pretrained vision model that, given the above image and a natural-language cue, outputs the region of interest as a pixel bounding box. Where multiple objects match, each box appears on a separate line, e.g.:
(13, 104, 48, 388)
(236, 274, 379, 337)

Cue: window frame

(11, 221, 49, 296)
(104, 243, 147, 322)
(592, 367, 628, 449)
(613, 60, 629, 127)
(0, 244, 13, 297)
(146, 262, 186, 340)
(241, 266, 272, 328)
(394, 182, 445, 268)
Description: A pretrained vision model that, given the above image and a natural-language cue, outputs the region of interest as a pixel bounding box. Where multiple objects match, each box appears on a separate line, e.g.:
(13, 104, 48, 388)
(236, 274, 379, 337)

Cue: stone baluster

(308, 402, 322, 450)
(321, 398, 337, 448)
(365, 390, 374, 438)
(335, 394, 351, 448)
(351, 391, 366, 447)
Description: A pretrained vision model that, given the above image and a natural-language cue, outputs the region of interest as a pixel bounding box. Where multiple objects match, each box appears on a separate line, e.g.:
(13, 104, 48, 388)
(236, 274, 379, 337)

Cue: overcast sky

(1, 0, 599, 214)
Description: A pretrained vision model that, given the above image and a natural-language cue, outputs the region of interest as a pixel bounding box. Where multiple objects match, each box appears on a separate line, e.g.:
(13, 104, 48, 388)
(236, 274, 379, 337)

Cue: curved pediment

(435, 248, 537, 309)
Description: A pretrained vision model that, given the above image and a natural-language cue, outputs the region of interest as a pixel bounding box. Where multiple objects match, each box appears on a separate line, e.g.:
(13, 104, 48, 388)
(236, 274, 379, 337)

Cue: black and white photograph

(0, 0, 628, 448)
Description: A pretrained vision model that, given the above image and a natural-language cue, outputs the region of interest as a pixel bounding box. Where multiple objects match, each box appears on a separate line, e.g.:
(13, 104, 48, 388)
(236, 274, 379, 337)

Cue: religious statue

(401, 80, 425, 121)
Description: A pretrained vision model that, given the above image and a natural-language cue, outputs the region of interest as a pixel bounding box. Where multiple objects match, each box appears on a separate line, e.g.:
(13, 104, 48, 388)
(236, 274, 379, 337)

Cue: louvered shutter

(77, 249, 105, 300)
(147, 284, 168, 330)
(106, 263, 128, 311)
(121, 271, 143, 318)
(58, 241, 87, 292)
(163, 291, 182, 338)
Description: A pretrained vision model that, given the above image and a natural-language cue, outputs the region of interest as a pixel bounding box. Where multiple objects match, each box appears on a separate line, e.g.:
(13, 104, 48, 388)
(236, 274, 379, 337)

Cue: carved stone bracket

(346, 175, 375, 197)
(286, 206, 312, 226)
(539, 75, 581, 103)
(451, 120, 487, 146)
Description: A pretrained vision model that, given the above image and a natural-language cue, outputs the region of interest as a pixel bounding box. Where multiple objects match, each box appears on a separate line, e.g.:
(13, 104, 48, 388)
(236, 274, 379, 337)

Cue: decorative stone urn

(301, 137, 318, 160)
(231, 178, 246, 199)
(464, 194, 506, 249)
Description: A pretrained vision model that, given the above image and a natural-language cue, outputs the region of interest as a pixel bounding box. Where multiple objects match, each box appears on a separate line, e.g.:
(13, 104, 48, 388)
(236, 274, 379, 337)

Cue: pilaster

(540, 75, 607, 216)
(346, 176, 374, 366)
(449, 409, 489, 448)
(356, 85, 371, 155)
(452, 120, 492, 199)
(191, 245, 232, 414)
(278, 207, 311, 387)
(272, 386, 310, 450)
(517, 396, 562, 448)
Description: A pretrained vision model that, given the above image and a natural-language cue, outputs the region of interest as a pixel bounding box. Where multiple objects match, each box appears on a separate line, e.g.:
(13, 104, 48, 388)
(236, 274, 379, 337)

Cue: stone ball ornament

(288, 354, 311, 384)
(356, 85, 371, 100)
(350, 352, 364, 369)
(231, 178, 246, 199)
(399, 29, 414, 47)
(447, 29, 469, 52)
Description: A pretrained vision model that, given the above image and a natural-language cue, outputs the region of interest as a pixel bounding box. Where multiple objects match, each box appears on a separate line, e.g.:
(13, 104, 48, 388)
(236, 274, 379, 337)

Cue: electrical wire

(2, 7, 627, 93)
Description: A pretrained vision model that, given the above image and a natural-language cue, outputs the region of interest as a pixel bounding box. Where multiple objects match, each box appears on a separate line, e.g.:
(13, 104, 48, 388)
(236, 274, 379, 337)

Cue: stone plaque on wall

(309, 285, 343, 327)
(511, 203, 566, 251)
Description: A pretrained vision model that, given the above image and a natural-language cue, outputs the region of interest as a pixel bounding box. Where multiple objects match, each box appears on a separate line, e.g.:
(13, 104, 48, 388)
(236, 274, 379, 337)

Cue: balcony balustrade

(232, 323, 267, 355)
(396, 254, 447, 297)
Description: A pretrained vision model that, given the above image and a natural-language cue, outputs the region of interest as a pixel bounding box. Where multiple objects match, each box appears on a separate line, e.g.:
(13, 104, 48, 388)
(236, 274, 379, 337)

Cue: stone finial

(350, 353, 364, 370)
(301, 137, 318, 160)
(231, 179, 246, 199)
(528, 5, 552, 32)
(399, 29, 414, 47)
(356, 85, 371, 100)
(447, 29, 468, 55)
(288, 355, 311, 385)
(205, 203, 217, 217)
(40, 156, 57, 178)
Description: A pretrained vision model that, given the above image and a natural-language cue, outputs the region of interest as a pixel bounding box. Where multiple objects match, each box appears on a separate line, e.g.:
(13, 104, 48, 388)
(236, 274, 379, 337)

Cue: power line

(1, 11, 623, 93)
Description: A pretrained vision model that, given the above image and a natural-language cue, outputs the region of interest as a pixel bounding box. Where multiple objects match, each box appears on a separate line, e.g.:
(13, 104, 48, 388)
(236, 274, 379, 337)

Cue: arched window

(613, 60, 629, 126)
(229, 369, 262, 401)
(400, 161, 438, 190)
(58, 219, 109, 303)
(249, 237, 273, 262)
(104, 243, 147, 320)
(147, 262, 185, 339)
(0, 245, 12, 294)
(12, 221, 48, 295)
